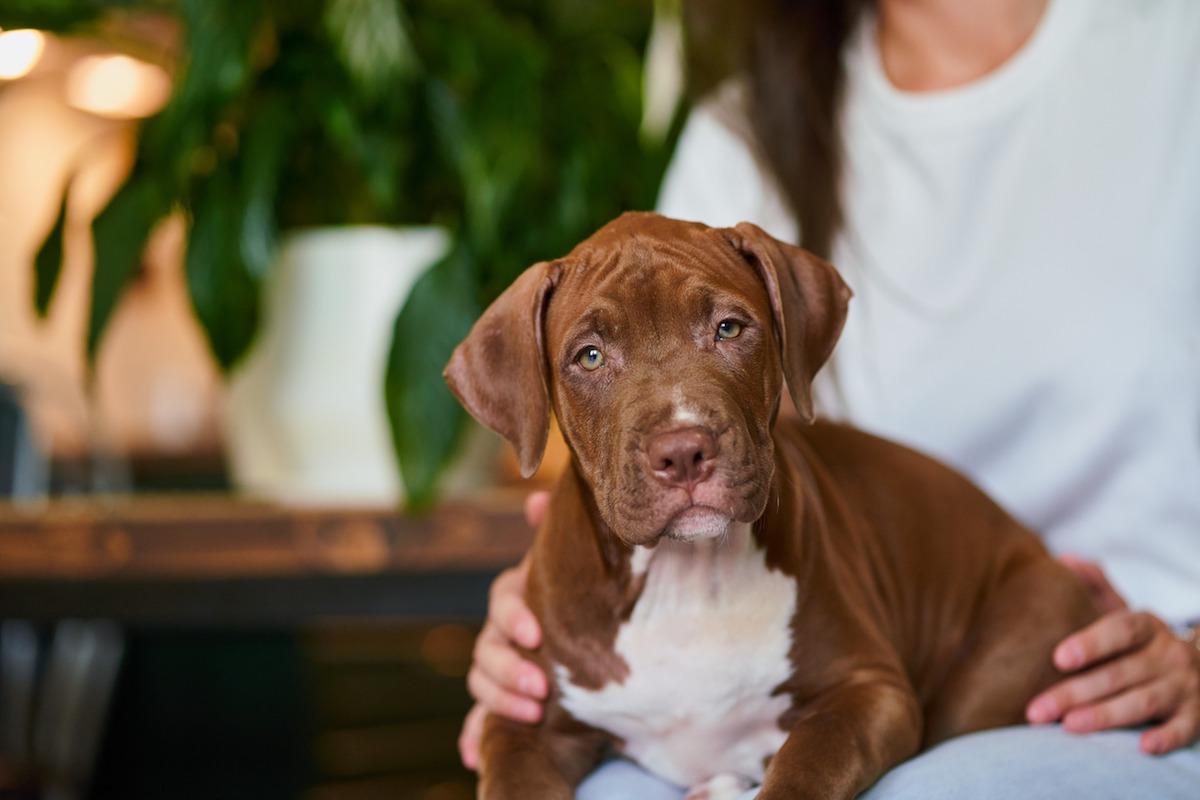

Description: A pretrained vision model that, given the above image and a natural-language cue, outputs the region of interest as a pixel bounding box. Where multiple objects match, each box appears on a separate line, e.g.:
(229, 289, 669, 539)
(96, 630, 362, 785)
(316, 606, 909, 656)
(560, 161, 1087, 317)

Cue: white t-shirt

(657, 0, 1200, 623)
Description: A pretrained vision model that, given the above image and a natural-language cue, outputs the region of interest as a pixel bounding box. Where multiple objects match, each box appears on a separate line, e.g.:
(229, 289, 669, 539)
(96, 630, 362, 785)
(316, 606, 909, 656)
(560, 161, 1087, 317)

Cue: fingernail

(1055, 642, 1082, 671)
(517, 700, 542, 723)
(1141, 735, 1160, 755)
(516, 619, 539, 648)
(519, 669, 547, 698)
(1027, 698, 1056, 724)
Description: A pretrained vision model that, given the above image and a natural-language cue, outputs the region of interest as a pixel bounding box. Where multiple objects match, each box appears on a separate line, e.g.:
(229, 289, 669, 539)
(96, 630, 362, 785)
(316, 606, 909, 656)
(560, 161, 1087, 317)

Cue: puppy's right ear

(444, 261, 558, 479)
(724, 222, 852, 421)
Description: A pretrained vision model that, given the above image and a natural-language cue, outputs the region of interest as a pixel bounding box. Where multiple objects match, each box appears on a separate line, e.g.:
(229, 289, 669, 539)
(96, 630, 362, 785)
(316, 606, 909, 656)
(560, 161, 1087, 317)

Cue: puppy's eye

(576, 346, 605, 371)
(716, 319, 743, 340)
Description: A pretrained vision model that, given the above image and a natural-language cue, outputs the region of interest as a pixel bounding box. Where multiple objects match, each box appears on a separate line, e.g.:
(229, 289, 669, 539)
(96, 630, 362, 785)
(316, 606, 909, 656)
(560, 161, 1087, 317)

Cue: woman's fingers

(468, 665, 543, 724)
(488, 563, 541, 649)
(1027, 646, 1162, 723)
(1060, 677, 1182, 733)
(1053, 610, 1157, 672)
(1142, 698, 1200, 755)
(1029, 608, 1200, 754)
(473, 623, 548, 699)
(525, 491, 551, 528)
(458, 703, 487, 770)
(1058, 555, 1127, 614)
(461, 558, 547, 729)
(459, 504, 554, 772)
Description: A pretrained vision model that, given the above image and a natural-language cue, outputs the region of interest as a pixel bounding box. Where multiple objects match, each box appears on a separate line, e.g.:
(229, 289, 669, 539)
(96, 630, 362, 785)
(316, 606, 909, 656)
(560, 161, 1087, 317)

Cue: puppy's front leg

(760, 678, 922, 800)
(478, 710, 605, 800)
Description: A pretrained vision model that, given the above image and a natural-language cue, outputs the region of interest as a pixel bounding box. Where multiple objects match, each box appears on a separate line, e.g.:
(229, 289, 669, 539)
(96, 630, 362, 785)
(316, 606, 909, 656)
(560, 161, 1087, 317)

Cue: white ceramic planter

(225, 225, 484, 505)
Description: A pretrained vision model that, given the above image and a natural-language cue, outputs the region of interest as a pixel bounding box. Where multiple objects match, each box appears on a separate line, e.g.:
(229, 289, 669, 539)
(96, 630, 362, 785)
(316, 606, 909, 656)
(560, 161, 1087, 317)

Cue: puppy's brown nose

(647, 428, 717, 488)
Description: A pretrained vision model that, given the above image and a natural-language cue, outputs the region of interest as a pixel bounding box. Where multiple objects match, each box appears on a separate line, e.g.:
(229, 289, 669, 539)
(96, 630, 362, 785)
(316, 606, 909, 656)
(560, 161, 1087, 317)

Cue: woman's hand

(458, 492, 552, 770)
(1026, 556, 1200, 754)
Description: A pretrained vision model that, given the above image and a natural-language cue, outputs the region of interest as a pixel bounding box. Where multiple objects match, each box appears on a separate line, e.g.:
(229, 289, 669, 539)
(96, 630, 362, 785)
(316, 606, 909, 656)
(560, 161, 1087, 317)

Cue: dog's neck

(627, 522, 762, 596)
(534, 437, 809, 692)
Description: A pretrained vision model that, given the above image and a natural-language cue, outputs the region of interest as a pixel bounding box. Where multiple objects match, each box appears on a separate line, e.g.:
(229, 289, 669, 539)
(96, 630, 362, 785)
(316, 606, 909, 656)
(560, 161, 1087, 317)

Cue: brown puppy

(446, 213, 1098, 800)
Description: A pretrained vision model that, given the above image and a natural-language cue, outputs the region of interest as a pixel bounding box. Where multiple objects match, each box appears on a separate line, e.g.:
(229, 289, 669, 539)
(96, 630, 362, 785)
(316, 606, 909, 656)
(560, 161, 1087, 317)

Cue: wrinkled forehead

(544, 226, 771, 350)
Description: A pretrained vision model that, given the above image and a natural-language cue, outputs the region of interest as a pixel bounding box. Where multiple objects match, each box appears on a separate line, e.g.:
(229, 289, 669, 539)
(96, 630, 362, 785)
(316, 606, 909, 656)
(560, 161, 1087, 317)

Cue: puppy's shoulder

(774, 418, 939, 476)
(775, 418, 1006, 516)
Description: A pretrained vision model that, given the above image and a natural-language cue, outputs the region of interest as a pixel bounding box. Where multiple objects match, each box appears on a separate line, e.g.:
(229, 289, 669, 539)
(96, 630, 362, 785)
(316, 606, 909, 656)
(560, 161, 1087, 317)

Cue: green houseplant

(6, 0, 680, 506)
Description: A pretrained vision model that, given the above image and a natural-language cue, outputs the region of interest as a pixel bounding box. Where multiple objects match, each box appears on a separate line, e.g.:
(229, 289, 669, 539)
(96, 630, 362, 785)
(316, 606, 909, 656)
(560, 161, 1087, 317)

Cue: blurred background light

(0, 29, 46, 80)
(419, 624, 474, 677)
(66, 53, 171, 119)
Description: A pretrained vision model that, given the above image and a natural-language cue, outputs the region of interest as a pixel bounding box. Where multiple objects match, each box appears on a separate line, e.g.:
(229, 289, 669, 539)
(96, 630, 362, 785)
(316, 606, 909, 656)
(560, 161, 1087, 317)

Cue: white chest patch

(555, 524, 798, 788)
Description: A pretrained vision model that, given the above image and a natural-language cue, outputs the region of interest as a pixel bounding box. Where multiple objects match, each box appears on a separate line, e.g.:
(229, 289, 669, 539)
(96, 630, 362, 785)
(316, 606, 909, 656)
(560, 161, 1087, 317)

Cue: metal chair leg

(34, 620, 124, 800)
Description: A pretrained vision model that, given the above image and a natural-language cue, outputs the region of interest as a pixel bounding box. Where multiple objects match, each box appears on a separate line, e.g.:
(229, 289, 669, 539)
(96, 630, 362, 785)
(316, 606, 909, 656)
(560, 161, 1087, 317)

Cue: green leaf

(385, 245, 480, 509)
(238, 96, 291, 279)
(138, 0, 264, 193)
(0, 0, 108, 32)
(87, 176, 168, 359)
(34, 187, 69, 317)
(185, 159, 260, 370)
(325, 0, 418, 98)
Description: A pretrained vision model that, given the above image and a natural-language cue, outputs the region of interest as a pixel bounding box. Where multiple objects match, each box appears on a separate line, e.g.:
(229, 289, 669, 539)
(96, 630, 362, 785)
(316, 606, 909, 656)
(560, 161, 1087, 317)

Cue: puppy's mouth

(633, 464, 767, 544)
(662, 504, 732, 542)
(606, 423, 773, 547)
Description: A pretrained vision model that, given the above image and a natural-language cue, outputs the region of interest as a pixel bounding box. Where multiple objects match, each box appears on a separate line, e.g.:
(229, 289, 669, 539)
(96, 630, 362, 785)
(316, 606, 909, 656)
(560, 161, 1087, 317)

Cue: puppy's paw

(684, 773, 756, 800)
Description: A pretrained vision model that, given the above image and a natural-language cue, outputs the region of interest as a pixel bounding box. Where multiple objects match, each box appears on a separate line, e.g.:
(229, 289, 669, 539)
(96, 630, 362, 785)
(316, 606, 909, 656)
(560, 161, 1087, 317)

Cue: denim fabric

(576, 726, 1200, 800)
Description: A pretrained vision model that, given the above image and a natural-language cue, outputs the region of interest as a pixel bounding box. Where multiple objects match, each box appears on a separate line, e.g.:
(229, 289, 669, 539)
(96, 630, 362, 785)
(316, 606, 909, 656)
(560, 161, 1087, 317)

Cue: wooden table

(0, 493, 532, 797)
(0, 492, 532, 625)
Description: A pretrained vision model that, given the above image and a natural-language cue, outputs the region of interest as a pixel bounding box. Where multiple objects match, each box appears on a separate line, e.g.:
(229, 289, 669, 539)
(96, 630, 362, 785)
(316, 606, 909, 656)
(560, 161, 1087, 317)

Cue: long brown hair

(685, 1, 872, 259)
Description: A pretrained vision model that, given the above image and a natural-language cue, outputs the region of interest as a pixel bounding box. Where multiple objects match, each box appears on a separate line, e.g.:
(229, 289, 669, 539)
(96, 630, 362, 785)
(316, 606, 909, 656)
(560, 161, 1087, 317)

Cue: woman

(461, 0, 1200, 796)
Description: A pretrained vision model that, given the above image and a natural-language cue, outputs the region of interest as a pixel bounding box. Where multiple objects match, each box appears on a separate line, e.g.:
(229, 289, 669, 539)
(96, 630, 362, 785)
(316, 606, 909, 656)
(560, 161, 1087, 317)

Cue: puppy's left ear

(724, 222, 852, 420)
(444, 261, 559, 478)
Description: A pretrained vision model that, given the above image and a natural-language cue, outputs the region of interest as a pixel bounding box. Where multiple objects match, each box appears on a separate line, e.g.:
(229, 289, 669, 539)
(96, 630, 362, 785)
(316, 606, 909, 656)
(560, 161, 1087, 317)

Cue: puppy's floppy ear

(724, 222, 852, 421)
(444, 261, 558, 478)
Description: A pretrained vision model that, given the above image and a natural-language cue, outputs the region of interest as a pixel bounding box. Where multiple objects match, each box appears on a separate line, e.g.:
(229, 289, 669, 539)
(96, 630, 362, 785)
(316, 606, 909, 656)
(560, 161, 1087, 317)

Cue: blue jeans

(576, 726, 1200, 799)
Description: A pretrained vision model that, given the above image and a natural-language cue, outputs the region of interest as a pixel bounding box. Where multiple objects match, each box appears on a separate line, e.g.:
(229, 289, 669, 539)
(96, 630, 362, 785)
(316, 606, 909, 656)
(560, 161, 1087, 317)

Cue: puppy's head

(445, 213, 850, 546)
